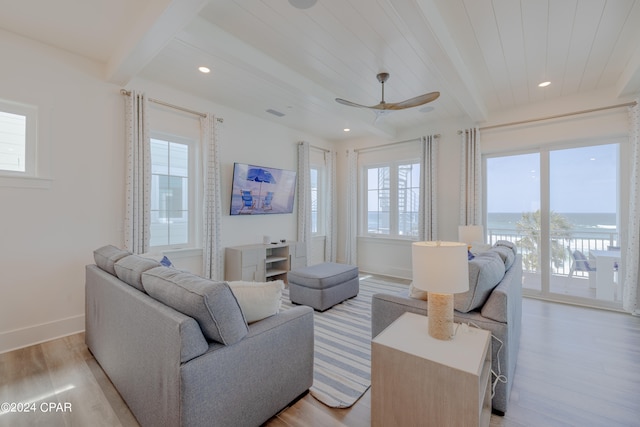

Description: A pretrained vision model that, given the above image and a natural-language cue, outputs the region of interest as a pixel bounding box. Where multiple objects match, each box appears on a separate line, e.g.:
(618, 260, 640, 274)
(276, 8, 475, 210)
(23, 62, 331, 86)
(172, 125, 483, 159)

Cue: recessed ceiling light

(343, 128, 351, 132)
(198, 66, 211, 74)
(538, 81, 551, 88)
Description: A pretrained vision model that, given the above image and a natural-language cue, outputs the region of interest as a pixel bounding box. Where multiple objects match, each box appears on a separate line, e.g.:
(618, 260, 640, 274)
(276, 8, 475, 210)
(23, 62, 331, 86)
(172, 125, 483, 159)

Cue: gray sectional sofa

(86, 245, 314, 427)
(371, 241, 523, 415)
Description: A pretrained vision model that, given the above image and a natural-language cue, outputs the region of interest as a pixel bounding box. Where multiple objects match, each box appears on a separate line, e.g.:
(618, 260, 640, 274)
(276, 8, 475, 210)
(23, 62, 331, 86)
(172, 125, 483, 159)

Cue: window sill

(161, 247, 202, 260)
(0, 175, 52, 189)
(358, 235, 417, 245)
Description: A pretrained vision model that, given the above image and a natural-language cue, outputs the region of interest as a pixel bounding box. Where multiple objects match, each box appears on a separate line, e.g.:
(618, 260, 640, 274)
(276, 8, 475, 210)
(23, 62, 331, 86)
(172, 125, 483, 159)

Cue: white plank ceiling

(0, 0, 639, 141)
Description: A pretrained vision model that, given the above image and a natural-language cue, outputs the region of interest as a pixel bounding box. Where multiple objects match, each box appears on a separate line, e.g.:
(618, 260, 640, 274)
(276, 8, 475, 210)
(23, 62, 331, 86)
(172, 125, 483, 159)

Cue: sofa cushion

(114, 255, 161, 292)
(454, 251, 506, 313)
(94, 245, 130, 276)
(228, 280, 284, 323)
(142, 267, 249, 345)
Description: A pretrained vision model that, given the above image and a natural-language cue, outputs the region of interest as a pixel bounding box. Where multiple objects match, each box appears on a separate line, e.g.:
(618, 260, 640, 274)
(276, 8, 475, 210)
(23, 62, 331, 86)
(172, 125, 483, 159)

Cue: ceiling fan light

(288, 0, 317, 9)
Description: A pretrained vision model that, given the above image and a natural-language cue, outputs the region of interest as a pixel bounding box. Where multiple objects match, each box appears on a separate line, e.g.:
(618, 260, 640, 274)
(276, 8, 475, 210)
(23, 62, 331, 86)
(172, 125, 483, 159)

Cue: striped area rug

(280, 276, 408, 408)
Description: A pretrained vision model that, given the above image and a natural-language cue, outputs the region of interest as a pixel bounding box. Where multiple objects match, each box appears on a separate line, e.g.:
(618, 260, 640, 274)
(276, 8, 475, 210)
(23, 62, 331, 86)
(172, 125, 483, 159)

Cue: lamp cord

(457, 321, 507, 399)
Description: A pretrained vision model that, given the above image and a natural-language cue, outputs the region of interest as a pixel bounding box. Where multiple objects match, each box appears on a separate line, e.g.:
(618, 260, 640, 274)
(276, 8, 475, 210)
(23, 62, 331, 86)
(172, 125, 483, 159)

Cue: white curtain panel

(124, 90, 150, 254)
(345, 149, 358, 265)
(201, 114, 223, 280)
(325, 150, 338, 262)
(297, 141, 311, 266)
(419, 135, 438, 241)
(624, 100, 640, 315)
(459, 128, 482, 226)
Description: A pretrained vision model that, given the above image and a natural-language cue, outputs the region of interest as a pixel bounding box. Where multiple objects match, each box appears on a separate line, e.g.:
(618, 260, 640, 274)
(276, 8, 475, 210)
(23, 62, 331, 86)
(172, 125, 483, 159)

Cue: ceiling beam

(405, 0, 489, 122)
(616, 43, 640, 98)
(179, 17, 398, 139)
(106, 0, 208, 85)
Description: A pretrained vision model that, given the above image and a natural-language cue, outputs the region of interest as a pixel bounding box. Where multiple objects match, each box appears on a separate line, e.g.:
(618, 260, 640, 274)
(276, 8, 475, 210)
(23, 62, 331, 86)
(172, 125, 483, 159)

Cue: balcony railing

(487, 228, 619, 277)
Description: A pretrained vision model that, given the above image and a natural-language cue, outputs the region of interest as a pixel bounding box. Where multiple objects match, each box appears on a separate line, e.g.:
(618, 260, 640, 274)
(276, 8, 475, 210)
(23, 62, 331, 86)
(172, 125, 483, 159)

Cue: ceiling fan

(335, 72, 440, 111)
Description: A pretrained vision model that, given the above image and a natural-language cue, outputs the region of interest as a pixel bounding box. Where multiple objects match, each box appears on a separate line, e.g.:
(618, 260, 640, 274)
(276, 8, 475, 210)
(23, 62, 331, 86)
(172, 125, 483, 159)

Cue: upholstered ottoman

(288, 262, 359, 311)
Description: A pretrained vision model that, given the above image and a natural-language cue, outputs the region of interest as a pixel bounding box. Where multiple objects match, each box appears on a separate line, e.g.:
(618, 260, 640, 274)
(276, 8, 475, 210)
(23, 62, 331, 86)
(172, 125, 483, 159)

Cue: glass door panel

(549, 144, 621, 303)
(486, 153, 541, 293)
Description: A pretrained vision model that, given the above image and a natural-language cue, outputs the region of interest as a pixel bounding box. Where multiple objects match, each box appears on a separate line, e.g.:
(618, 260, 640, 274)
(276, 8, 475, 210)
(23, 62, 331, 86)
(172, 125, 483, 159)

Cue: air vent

(266, 109, 285, 117)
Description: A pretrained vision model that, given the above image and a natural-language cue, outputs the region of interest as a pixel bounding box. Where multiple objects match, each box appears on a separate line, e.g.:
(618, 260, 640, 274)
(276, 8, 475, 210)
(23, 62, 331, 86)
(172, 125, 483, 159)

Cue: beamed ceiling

(1, 0, 639, 140)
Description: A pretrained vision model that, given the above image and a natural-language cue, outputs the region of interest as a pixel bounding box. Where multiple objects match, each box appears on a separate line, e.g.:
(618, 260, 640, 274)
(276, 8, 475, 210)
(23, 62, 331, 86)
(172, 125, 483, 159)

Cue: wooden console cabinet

(224, 241, 306, 283)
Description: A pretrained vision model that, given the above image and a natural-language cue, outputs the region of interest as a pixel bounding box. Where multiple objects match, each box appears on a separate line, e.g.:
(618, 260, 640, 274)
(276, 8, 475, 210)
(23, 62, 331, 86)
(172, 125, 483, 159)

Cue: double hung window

(149, 134, 197, 249)
(364, 161, 420, 238)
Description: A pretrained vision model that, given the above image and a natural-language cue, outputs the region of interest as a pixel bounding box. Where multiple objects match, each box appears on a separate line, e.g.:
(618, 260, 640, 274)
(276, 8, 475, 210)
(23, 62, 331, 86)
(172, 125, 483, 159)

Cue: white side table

(371, 312, 492, 427)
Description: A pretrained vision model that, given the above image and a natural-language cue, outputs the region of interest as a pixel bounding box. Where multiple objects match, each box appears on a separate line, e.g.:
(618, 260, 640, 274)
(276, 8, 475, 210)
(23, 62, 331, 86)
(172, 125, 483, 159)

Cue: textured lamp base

(427, 292, 454, 340)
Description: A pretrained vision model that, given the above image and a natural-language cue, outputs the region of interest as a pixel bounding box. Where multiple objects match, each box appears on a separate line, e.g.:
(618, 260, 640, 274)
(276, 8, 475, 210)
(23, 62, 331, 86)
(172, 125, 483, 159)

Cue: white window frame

(483, 137, 627, 310)
(310, 164, 325, 236)
(0, 99, 49, 188)
(361, 158, 421, 240)
(149, 132, 200, 251)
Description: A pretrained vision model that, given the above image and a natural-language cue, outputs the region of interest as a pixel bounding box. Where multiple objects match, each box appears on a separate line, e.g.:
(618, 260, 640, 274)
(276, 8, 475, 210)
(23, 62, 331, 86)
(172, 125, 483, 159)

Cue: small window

(149, 135, 196, 249)
(0, 100, 38, 179)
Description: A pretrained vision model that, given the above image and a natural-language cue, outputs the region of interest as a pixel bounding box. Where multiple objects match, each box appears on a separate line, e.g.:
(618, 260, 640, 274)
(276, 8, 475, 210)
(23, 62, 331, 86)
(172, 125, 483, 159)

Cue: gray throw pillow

(142, 267, 249, 345)
(93, 245, 130, 276)
(114, 255, 161, 292)
(454, 251, 505, 313)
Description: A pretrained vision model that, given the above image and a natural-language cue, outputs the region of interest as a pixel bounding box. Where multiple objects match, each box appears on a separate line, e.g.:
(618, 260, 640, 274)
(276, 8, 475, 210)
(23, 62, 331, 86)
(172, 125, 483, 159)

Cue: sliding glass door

(486, 142, 623, 309)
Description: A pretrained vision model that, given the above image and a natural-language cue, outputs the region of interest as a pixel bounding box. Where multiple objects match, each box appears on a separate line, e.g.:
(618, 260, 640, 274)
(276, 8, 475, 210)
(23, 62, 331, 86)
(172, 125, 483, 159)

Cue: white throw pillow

(227, 280, 284, 323)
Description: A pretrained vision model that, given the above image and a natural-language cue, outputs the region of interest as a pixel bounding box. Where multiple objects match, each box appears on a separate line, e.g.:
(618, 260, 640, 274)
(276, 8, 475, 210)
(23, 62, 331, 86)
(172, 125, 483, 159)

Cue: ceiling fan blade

(335, 98, 371, 109)
(386, 92, 440, 110)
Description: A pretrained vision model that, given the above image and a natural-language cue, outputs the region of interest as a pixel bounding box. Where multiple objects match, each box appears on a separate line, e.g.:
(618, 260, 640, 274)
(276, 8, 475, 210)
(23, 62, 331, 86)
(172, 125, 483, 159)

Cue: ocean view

(487, 212, 618, 239)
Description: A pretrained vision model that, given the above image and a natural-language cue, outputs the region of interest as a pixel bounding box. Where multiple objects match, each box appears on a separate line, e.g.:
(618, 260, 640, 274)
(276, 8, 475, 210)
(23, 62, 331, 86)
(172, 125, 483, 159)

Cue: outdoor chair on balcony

(568, 249, 596, 278)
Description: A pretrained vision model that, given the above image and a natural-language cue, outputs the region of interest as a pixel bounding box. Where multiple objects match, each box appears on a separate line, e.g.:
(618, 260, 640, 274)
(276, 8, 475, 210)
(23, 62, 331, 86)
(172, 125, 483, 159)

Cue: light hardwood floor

(1, 296, 639, 427)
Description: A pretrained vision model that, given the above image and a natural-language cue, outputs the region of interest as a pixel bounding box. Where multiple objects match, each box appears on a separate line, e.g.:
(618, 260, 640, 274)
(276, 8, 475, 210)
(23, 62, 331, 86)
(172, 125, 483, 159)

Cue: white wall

(0, 32, 333, 353)
(0, 30, 124, 353)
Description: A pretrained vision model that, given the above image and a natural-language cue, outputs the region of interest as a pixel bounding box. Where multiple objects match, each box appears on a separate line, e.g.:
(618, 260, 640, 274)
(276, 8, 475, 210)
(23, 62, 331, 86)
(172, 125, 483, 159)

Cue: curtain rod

(301, 141, 331, 153)
(354, 134, 440, 153)
(120, 89, 223, 123)
(458, 101, 637, 134)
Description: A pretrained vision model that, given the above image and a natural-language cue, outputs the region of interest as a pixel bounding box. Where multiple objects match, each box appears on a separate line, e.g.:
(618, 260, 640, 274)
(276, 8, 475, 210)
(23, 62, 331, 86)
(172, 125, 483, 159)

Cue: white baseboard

(0, 314, 85, 354)
(357, 263, 412, 280)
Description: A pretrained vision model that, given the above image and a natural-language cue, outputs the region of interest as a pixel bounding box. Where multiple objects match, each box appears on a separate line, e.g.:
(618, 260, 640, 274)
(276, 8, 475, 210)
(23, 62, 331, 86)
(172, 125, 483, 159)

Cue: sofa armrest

(482, 254, 523, 323)
(85, 265, 209, 427)
(179, 305, 314, 427)
(371, 290, 427, 338)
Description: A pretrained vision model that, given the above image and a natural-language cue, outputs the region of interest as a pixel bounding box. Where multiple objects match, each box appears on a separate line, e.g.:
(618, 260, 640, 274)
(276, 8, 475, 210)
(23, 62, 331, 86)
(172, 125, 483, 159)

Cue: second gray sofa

(371, 243, 522, 415)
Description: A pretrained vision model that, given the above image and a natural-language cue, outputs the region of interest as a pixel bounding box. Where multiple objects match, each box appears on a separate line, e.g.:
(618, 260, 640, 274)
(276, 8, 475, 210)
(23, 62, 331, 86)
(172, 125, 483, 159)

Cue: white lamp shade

(458, 225, 484, 245)
(411, 241, 469, 294)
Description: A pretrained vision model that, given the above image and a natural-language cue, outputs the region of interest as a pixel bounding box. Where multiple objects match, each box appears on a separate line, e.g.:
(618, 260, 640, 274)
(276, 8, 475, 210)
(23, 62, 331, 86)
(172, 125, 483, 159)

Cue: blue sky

(486, 144, 618, 214)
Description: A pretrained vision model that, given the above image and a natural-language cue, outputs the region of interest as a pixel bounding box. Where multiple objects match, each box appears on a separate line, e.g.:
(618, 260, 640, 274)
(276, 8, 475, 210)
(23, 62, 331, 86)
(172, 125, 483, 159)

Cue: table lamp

(458, 225, 484, 250)
(411, 241, 469, 340)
